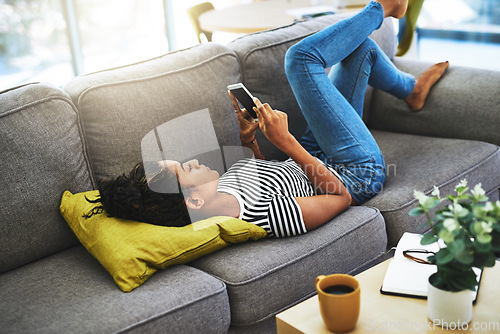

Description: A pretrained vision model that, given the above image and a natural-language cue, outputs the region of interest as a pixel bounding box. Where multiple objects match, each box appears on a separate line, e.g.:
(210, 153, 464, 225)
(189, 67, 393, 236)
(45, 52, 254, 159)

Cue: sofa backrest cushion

(228, 15, 396, 161)
(0, 83, 94, 273)
(64, 43, 242, 181)
(368, 59, 500, 147)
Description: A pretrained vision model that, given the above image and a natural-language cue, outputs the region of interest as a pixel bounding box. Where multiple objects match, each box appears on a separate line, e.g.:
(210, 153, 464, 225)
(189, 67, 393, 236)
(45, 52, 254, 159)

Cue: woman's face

(157, 159, 220, 197)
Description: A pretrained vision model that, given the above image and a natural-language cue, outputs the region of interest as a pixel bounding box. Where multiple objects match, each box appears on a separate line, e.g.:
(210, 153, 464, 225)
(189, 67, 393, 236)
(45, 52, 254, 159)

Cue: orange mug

(315, 274, 361, 333)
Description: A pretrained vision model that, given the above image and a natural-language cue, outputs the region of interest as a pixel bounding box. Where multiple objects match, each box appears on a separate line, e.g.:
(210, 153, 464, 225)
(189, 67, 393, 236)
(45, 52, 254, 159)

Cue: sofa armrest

(367, 58, 500, 146)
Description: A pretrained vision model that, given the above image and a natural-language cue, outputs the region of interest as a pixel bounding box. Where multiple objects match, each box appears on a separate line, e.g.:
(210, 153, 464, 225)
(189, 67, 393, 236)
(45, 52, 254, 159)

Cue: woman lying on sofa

(87, 0, 448, 238)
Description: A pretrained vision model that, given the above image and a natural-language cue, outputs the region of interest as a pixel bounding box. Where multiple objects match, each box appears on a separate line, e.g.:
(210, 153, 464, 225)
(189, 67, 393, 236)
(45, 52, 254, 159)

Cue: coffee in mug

(323, 284, 355, 295)
(315, 274, 360, 332)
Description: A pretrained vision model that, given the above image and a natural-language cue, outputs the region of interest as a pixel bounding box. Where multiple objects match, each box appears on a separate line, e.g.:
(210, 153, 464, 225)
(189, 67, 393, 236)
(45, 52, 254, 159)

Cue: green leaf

(425, 198, 441, 210)
(473, 240, 491, 252)
(485, 216, 497, 225)
(432, 267, 477, 291)
(418, 221, 430, 230)
(458, 213, 473, 225)
(435, 249, 454, 265)
(421, 233, 439, 245)
(448, 239, 465, 254)
(442, 211, 454, 218)
(473, 205, 486, 218)
(477, 233, 492, 244)
(446, 195, 456, 202)
(409, 206, 425, 216)
(434, 213, 446, 221)
(454, 227, 467, 239)
(457, 207, 470, 218)
(491, 235, 500, 251)
(456, 250, 474, 265)
(474, 252, 497, 268)
(484, 253, 497, 267)
(477, 195, 489, 202)
(439, 229, 455, 243)
(428, 272, 443, 289)
(452, 270, 479, 291)
(471, 222, 482, 236)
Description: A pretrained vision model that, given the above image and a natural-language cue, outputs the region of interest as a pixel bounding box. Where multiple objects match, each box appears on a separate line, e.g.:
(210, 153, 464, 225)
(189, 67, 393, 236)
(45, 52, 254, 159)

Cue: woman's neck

(188, 192, 240, 221)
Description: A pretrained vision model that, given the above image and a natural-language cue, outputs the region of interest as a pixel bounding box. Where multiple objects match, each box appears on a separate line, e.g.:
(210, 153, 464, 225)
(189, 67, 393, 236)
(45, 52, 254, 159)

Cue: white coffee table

(276, 259, 500, 333)
(199, 0, 364, 34)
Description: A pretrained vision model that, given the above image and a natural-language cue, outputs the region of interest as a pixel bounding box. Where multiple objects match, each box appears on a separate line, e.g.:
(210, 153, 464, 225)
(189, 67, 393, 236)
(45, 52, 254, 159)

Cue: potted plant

(410, 179, 500, 326)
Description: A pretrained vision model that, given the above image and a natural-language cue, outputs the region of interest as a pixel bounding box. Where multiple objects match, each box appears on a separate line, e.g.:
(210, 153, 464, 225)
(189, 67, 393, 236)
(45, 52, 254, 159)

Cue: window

(0, 0, 73, 90)
(0, 0, 172, 91)
(405, 0, 500, 71)
(75, 0, 168, 74)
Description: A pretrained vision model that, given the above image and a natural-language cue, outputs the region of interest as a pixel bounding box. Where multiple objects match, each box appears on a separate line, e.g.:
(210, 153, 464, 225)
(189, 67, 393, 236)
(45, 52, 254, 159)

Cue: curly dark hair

(84, 161, 192, 227)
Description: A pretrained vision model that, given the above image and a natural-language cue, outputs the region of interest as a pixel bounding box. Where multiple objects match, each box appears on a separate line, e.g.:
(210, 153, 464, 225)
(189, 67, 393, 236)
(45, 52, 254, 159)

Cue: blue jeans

(284, 1, 415, 204)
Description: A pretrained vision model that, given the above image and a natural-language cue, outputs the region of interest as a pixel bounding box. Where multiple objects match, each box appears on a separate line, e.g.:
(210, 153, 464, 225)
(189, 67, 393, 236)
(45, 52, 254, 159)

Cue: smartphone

(227, 83, 258, 119)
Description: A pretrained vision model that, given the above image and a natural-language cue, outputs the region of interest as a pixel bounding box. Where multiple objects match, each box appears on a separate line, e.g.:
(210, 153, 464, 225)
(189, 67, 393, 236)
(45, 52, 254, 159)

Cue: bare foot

(405, 61, 449, 112)
(377, 0, 408, 19)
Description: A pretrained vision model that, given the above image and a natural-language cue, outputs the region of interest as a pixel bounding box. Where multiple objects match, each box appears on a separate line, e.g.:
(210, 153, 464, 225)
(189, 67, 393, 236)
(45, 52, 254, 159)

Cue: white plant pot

(427, 279, 474, 327)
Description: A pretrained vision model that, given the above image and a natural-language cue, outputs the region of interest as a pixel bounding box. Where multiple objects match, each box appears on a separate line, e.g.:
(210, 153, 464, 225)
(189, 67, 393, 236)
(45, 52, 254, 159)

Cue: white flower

(431, 186, 440, 198)
(471, 183, 486, 197)
(483, 202, 494, 212)
(480, 221, 493, 234)
(414, 190, 429, 206)
(455, 179, 467, 191)
(443, 218, 459, 232)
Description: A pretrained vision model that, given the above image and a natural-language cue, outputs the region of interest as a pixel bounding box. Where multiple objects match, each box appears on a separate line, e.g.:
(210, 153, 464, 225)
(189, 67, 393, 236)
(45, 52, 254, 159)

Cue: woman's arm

(253, 99, 351, 198)
(252, 99, 352, 230)
(229, 92, 265, 160)
(296, 195, 351, 231)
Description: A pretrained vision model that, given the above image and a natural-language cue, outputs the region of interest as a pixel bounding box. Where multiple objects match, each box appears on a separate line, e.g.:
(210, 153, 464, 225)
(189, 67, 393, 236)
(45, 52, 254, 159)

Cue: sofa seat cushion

(0, 83, 94, 274)
(367, 130, 500, 247)
(0, 246, 231, 334)
(189, 206, 386, 326)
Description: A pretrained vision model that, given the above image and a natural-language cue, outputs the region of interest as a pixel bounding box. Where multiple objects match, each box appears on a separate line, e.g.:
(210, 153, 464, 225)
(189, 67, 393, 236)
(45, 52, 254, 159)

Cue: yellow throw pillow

(60, 190, 267, 292)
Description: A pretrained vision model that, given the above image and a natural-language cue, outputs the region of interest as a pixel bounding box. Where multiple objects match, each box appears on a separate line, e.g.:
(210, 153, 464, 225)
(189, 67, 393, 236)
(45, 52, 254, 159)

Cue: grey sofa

(1, 14, 499, 334)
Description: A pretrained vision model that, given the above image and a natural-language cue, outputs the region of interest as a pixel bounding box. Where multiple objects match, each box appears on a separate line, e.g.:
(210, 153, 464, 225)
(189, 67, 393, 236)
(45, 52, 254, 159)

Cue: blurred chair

(188, 2, 215, 43)
(396, 0, 425, 57)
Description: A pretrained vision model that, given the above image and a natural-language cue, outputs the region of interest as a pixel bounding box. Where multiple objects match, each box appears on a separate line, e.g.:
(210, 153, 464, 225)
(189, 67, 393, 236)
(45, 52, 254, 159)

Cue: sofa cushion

(228, 15, 396, 160)
(64, 43, 242, 181)
(0, 246, 231, 334)
(0, 83, 94, 274)
(367, 130, 500, 247)
(190, 206, 386, 326)
(368, 59, 500, 147)
(60, 190, 267, 292)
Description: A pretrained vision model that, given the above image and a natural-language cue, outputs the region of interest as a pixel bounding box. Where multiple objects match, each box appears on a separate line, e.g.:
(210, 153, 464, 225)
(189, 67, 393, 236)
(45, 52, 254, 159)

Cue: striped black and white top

(217, 158, 316, 238)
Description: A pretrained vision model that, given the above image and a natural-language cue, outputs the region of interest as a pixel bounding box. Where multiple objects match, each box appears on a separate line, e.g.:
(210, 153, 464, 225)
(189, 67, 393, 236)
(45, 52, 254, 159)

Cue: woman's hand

(253, 98, 296, 152)
(229, 91, 259, 143)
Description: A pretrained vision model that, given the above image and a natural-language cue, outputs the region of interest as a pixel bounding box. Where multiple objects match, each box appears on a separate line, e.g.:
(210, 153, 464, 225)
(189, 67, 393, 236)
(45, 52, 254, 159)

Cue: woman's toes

(405, 61, 449, 111)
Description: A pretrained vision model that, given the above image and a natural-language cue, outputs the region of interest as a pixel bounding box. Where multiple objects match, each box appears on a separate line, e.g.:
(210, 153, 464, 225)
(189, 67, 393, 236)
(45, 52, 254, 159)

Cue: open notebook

(380, 232, 482, 302)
